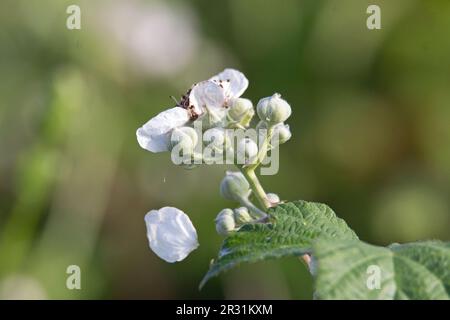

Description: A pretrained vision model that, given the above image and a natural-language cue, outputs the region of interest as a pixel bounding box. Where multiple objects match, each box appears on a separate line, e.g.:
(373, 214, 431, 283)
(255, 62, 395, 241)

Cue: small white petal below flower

(145, 207, 199, 263)
(137, 107, 190, 152)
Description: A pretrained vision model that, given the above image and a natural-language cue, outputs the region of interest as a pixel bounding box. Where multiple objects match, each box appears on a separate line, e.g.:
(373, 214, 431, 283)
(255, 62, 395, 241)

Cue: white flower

(137, 107, 190, 152)
(191, 68, 249, 127)
(144, 207, 199, 263)
(136, 69, 248, 153)
(209, 68, 249, 104)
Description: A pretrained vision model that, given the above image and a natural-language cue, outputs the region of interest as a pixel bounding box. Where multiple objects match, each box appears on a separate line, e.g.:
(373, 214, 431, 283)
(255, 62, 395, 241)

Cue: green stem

(248, 126, 274, 171)
(240, 167, 270, 210)
(236, 125, 275, 211)
(239, 197, 267, 218)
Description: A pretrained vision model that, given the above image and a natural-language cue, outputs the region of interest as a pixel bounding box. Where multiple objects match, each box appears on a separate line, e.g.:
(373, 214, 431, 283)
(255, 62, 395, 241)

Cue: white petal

(209, 68, 248, 100)
(190, 80, 226, 111)
(137, 107, 190, 152)
(145, 207, 198, 263)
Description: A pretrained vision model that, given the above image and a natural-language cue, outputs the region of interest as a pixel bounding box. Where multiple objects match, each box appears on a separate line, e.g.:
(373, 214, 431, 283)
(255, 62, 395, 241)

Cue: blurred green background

(0, 0, 449, 299)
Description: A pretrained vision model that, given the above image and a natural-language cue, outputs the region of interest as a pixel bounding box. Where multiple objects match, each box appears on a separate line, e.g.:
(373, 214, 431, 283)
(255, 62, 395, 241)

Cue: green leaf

(200, 200, 358, 289)
(314, 240, 450, 300)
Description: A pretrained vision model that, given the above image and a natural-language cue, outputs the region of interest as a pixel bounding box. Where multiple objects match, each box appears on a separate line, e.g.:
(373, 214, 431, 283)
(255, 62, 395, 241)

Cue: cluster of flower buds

(138, 69, 291, 259)
(136, 69, 292, 168)
(215, 171, 280, 236)
(215, 206, 254, 236)
(256, 93, 292, 149)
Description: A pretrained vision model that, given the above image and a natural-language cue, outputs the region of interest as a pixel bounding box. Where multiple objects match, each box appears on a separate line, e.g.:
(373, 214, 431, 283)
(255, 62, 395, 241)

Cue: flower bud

(220, 171, 250, 202)
(256, 93, 292, 124)
(203, 128, 229, 154)
(257, 121, 291, 148)
(215, 208, 236, 236)
(273, 123, 292, 145)
(228, 98, 255, 127)
(234, 207, 253, 225)
(267, 193, 280, 204)
(236, 138, 258, 164)
(170, 127, 198, 153)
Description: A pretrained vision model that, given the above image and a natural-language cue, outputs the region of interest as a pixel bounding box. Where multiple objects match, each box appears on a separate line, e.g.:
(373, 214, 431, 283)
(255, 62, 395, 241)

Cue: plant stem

(237, 124, 313, 272)
(240, 167, 270, 210)
(239, 196, 267, 218)
(248, 126, 274, 171)
(237, 125, 275, 211)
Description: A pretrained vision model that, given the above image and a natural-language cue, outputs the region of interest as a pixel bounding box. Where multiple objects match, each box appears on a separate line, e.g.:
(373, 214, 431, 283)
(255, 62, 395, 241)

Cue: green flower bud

(203, 128, 230, 154)
(228, 98, 255, 128)
(267, 193, 280, 204)
(256, 93, 292, 124)
(215, 208, 236, 236)
(257, 121, 291, 148)
(271, 123, 292, 146)
(236, 138, 258, 164)
(276, 124, 292, 144)
(220, 171, 250, 202)
(234, 207, 253, 225)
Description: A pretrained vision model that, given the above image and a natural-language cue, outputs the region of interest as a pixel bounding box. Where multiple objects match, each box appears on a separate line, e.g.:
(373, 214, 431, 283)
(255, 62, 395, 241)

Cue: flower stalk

(239, 194, 267, 218)
(248, 126, 274, 171)
(240, 167, 270, 210)
(238, 125, 276, 211)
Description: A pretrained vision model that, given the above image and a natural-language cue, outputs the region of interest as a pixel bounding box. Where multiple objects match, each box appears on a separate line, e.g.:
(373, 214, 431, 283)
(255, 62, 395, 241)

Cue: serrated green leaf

(200, 200, 358, 289)
(314, 240, 450, 300)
